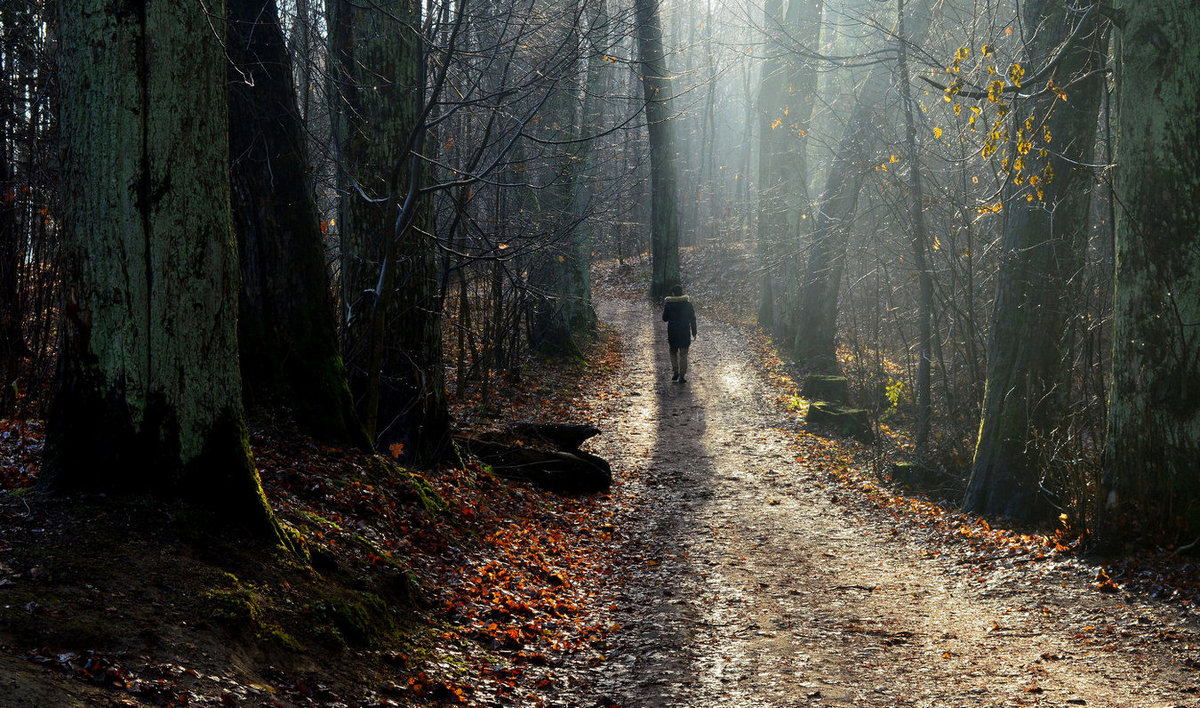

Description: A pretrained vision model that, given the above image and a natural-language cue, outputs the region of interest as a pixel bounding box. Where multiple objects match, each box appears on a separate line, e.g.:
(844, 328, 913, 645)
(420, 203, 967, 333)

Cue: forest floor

(1, 247, 1200, 706)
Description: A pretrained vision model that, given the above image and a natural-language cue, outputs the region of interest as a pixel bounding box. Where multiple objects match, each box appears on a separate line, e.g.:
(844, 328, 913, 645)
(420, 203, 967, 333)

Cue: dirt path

(584, 297, 1200, 707)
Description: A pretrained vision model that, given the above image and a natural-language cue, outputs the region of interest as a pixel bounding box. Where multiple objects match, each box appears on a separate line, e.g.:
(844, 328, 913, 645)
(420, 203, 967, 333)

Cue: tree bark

(634, 0, 681, 298)
(44, 0, 281, 540)
(966, 1, 1106, 519)
(328, 0, 451, 464)
(227, 0, 366, 448)
(1103, 0, 1200, 540)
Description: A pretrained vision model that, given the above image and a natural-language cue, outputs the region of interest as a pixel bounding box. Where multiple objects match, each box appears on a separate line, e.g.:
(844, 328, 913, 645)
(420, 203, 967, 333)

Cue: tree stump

(806, 401, 873, 442)
(803, 375, 850, 404)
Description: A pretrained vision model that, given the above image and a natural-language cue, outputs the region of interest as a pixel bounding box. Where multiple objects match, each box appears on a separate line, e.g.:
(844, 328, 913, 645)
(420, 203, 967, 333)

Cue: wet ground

(584, 297, 1200, 707)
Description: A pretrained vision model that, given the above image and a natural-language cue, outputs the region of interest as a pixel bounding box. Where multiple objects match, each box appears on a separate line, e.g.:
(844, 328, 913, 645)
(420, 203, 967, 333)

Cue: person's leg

(679, 346, 689, 381)
(669, 346, 680, 380)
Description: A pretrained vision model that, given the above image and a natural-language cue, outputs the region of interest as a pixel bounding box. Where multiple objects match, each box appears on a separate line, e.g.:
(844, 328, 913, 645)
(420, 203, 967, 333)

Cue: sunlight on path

(586, 297, 1190, 707)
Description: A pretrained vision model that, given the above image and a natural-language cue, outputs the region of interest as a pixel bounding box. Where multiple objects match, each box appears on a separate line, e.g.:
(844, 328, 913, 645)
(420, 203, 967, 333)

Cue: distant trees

(45, 0, 282, 539)
(0, 1, 54, 418)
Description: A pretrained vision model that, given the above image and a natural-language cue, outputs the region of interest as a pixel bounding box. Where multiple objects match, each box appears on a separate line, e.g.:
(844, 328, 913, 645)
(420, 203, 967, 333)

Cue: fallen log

(455, 423, 611, 494)
(477, 422, 601, 451)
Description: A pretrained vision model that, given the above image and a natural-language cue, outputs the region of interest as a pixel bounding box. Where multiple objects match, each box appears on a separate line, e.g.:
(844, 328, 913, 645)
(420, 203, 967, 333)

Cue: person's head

(670, 285, 683, 297)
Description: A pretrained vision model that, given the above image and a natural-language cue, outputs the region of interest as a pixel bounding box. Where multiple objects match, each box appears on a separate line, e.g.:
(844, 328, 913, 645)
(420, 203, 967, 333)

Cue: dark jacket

(662, 295, 697, 348)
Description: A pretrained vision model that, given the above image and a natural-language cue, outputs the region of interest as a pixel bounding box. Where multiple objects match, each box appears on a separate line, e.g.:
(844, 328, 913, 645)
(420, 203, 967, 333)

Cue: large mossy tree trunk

(794, 0, 933, 371)
(1102, 0, 1200, 541)
(227, 0, 367, 448)
(44, 0, 281, 540)
(328, 0, 450, 465)
(965, 1, 1106, 519)
(634, 0, 681, 298)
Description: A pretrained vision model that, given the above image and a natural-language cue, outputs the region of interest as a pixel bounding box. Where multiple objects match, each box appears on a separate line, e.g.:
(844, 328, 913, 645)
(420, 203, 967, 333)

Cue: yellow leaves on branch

(987, 80, 1005, 103)
(874, 154, 902, 172)
(1008, 63, 1025, 88)
(1047, 78, 1068, 101)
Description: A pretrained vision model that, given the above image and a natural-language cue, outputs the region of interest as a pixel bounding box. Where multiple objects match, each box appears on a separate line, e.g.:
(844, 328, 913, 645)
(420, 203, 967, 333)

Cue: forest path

(584, 296, 1195, 707)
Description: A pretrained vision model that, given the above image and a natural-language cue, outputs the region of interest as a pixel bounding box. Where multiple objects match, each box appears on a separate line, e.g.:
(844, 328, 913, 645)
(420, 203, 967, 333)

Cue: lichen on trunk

(1103, 0, 1200, 541)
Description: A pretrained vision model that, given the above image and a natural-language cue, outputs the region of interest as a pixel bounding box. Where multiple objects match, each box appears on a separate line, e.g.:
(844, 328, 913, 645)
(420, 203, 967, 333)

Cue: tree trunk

(794, 0, 934, 370)
(1103, 0, 1200, 540)
(328, 0, 451, 464)
(756, 0, 787, 330)
(634, 0, 681, 298)
(44, 0, 282, 540)
(757, 0, 822, 337)
(965, 1, 1106, 519)
(227, 0, 366, 448)
(0, 81, 21, 416)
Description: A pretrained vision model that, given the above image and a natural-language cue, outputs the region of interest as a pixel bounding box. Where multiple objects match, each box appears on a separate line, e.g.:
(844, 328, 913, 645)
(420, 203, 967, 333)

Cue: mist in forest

(3, 0, 1199, 547)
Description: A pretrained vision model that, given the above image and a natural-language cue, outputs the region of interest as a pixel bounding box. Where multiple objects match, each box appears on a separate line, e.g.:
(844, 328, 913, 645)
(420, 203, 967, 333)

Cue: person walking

(662, 285, 698, 383)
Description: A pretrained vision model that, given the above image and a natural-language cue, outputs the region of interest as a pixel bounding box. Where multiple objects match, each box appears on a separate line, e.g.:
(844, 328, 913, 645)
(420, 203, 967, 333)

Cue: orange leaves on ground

(1094, 567, 1119, 593)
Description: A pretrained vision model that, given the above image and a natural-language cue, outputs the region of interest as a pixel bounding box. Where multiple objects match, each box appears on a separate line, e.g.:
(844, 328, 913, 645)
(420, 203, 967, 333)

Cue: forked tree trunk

(328, 0, 450, 464)
(228, 0, 366, 448)
(966, 1, 1106, 519)
(45, 0, 281, 540)
(1102, 0, 1200, 540)
(757, 0, 822, 338)
(794, 0, 934, 370)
